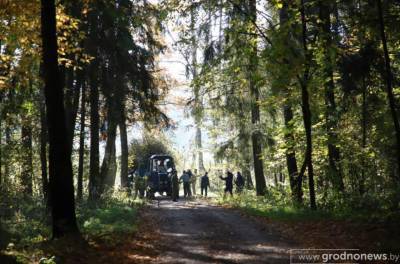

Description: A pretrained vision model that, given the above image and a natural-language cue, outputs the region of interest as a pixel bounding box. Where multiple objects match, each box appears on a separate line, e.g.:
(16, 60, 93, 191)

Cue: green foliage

(78, 195, 140, 240)
(128, 131, 175, 172)
(216, 187, 399, 222)
(0, 191, 143, 262)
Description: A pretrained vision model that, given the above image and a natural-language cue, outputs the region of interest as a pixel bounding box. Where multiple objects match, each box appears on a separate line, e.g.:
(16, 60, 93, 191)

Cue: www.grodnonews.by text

(290, 249, 400, 263)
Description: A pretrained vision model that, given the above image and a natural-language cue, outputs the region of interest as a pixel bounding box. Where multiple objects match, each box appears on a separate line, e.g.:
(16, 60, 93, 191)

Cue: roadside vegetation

(1, 192, 144, 263)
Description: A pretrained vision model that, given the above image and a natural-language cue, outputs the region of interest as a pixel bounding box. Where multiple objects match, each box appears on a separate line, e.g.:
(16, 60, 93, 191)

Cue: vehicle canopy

(149, 154, 175, 173)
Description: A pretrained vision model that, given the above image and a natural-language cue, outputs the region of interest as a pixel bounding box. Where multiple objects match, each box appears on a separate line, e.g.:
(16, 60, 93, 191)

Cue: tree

(248, 0, 266, 196)
(40, 0, 79, 237)
(298, 0, 316, 210)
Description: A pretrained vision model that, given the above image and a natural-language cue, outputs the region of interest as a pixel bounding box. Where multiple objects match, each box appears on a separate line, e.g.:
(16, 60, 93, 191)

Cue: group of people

(170, 169, 211, 201)
(219, 171, 245, 197)
(169, 169, 245, 202)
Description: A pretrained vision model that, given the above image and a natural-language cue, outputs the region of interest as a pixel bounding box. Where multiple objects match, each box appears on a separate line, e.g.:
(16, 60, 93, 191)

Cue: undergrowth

(214, 186, 400, 223)
(0, 190, 145, 263)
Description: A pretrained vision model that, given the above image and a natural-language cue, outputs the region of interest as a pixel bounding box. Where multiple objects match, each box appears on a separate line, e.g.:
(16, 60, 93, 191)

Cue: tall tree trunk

(21, 120, 33, 196)
(238, 134, 253, 189)
(195, 127, 205, 172)
(100, 118, 117, 189)
(40, 0, 79, 237)
(237, 100, 253, 189)
(283, 104, 301, 200)
(318, 0, 344, 192)
(377, 0, 400, 194)
(40, 88, 49, 204)
(360, 77, 367, 195)
(119, 107, 129, 189)
(279, 1, 301, 202)
(89, 65, 100, 200)
(77, 78, 86, 201)
(65, 68, 82, 155)
(100, 87, 117, 190)
(299, 0, 317, 210)
(249, 0, 266, 196)
(87, 4, 100, 201)
(190, 5, 205, 174)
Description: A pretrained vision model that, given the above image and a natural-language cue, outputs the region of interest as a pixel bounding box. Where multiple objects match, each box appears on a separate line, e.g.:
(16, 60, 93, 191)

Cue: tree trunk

(119, 106, 129, 188)
(318, 0, 344, 192)
(189, 6, 206, 174)
(64, 68, 81, 155)
(88, 65, 100, 200)
(377, 0, 400, 193)
(249, 0, 266, 196)
(40, 0, 79, 237)
(237, 100, 253, 189)
(100, 116, 117, 189)
(360, 77, 367, 195)
(279, 1, 301, 201)
(283, 104, 301, 200)
(77, 78, 86, 201)
(299, 0, 317, 210)
(21, 120, 33, 196)
(238, 132, 253, 189)
(39, 88, 49, 204)
(195, 127, 205, 172)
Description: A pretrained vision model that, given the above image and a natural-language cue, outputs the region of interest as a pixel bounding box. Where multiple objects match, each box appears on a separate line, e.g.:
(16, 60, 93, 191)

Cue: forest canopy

(0, 0, 400, 258)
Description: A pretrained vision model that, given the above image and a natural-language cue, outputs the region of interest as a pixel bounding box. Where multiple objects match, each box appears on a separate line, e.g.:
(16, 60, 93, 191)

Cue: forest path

(145, 198, 295, 264)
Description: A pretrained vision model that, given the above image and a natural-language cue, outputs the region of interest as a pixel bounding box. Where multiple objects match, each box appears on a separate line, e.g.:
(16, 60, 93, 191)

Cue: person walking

(180, 170, 191, 197)
(200, 172, 210, 197)
(235, 171, 245, 193)
(220, 171, 233, 197)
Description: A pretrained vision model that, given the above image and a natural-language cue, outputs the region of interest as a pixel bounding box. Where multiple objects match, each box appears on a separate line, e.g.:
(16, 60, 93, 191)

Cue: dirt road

(146, 198, 295, 264)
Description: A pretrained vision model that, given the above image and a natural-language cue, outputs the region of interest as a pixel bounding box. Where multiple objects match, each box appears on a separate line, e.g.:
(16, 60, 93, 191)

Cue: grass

(213, 188, 400, 223)
(1, 191, 145, 263)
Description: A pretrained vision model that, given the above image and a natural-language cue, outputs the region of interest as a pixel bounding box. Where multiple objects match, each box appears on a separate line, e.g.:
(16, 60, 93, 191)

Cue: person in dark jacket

(235, 171, 245, 193)
(200, 172, 210, 197)
(220, 171, 233, 197)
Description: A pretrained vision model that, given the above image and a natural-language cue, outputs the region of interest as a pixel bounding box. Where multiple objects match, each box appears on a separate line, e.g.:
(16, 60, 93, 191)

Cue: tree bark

(39, 88, 49, 204)
(190, 5, 206, 174)
(100, 116, 117, 189)
(249, 0, 266, 196)
(283, 104, 301, 200)
(119, 107, 129, 189)
(21, 119, 33, 196)
(40, 0, 79, 237)
(88, 64, 100, 200)
(279, 1, 301, 202)
(360, 77, 367, 195)
(77, 78, 86, 201)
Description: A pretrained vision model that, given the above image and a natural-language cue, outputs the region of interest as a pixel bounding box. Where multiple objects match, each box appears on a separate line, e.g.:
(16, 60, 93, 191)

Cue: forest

(0, 0, 399, 263)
